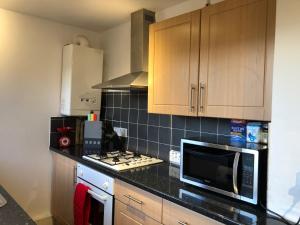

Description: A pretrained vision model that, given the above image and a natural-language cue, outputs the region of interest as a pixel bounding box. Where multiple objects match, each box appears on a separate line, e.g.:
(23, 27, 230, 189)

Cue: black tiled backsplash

(100, 91, 232, 161)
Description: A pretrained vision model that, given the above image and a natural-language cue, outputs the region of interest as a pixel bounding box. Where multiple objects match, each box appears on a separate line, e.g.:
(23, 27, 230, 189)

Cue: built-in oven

(180, 136, 268, 205)
(76, 163, 114, 225)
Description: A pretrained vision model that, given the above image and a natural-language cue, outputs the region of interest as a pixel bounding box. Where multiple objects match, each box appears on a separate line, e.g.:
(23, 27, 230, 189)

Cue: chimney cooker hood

(93, 9, 155, 90)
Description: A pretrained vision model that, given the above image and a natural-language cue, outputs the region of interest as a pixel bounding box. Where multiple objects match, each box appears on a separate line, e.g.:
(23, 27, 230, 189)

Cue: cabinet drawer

(115, 179, 162, 222)
(163, 200, 223, 225)
(114, 200, 162, 225)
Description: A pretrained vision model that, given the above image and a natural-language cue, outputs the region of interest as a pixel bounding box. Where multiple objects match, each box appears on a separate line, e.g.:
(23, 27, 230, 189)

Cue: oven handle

(233, 152, 240, 195)
(88, 190, 108, 204)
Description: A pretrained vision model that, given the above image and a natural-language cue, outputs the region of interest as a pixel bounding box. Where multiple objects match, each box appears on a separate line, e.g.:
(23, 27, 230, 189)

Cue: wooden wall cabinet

(51, 152, 77, 225)
(148, 0, 276, 121)
(199, 0, 275, 121)
(148, 10, 200, 116)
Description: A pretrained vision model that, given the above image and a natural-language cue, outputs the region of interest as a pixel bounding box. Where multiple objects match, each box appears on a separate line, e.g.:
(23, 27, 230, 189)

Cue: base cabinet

(114, 200, 162, 225)
(114, 179, 224, 225)
(51, 152, 77, 225)
(163, 200, 223, 225)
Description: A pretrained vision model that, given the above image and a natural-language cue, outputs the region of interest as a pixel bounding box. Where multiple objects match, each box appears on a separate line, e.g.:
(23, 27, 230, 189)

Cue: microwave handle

(233, 152, 240, 195)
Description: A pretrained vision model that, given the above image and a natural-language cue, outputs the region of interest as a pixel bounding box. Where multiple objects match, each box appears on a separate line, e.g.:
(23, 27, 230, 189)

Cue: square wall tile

(106, 94, 113, 107)
(201, 117, 218, 134)
(113, 108, 121, 121)
(128, 138, 137, 151)
(148, 142, 159, 157)
(138, 139, 147, 155)
(160, 115, 171, 127)
(186, 116, 200, 131)
(130, 94, 139, 109)
(121, 94, 129, 108)
(138, 110, 148, 124)
(172, 129, 185, 147)
(129, 109, 138, 123)
(114, 93, 121, 106)
(138, 125, 147, 140)
(218, 119, 231, 135)
(159, 127, 171, 145)
(129, 123, 137, 138)
(148, 126, 159, 142)
(159, 144, 170, 162)
(172, 116, 185, 129)
(186, 130, 201, 139)
(121, 109, 129, 122)
(138, 93, 147, 110)
(148, 114, 159, 126)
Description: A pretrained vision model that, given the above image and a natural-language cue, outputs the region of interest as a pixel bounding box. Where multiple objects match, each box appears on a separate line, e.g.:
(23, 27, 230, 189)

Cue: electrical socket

(114, 127, 128, 137)
(169, 150, 180, 165)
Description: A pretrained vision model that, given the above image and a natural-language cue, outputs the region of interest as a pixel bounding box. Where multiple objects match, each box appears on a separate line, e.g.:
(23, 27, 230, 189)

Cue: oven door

(180, 141, 241, 198)
(77, 178, 113, 225)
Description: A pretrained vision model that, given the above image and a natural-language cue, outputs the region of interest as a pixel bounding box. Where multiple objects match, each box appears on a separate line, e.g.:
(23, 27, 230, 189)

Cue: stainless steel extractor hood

(93, 9, 155, 90)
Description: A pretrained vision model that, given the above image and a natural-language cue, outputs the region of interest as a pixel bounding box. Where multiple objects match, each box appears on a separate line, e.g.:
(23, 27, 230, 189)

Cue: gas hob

(83, 151, 163, 171)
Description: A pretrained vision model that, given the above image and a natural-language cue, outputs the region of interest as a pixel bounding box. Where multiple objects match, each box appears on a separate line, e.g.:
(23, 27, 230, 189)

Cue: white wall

(0, 8, 101, 221)
(99, 22, 131, 81)
(268, 0, 300, 222)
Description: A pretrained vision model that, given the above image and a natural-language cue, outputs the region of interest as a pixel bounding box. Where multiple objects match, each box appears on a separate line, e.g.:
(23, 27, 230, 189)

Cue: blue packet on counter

(247, 122, 262, 143)
(230, 120, 246, 143)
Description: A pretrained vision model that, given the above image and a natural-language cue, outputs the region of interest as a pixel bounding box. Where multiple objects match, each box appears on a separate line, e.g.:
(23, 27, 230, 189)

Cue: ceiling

(0, 0, 188, 32)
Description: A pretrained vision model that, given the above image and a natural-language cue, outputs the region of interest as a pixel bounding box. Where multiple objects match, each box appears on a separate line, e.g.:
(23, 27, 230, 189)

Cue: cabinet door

(148, 10, 200, 116)
(114, 200, 162, 225)
(199, 0, 275, 120)
(51, 153, 77, 225)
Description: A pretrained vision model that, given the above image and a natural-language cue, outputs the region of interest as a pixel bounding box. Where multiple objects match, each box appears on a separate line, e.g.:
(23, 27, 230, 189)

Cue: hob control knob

(102, 182, 109, 190)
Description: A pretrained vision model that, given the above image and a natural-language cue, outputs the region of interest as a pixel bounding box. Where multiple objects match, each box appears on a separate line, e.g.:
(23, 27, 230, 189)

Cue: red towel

(74, 183, 91, 225)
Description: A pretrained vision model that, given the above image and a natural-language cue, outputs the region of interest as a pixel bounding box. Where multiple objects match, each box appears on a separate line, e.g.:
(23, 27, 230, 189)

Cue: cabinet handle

(190, 85, 196, 112)
(73, 166, 77, 186)
(124, 195, 143, 205)
(199, 83, 205, 112)
(177, 221, 188, 225)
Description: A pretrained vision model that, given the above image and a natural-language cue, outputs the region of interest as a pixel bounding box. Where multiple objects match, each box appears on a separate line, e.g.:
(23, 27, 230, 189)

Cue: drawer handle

(177, 221, 188, 225)
(124, 194, 143, 205)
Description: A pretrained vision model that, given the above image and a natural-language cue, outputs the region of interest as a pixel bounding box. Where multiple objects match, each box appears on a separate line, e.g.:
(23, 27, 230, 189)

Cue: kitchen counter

(0, 186, 36, 225)
(50, 146, 287, 225)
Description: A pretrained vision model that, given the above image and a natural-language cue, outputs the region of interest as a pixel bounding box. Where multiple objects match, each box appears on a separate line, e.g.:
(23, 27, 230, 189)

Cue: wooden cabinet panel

(148, 10, 200, 116)
(115, 179, 162, 223)
(51, 152, 77, 225)
(114, 200, 162, 225)
(199, 0, 275, 120)
(163, 200, 223, 225)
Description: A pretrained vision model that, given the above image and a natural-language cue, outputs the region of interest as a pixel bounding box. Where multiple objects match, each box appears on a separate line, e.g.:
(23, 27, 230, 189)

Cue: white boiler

(60, 44, 103, 116)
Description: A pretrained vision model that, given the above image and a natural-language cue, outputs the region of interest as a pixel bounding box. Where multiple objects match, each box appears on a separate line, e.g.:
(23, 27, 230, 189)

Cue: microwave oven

(180, 136, 268, 205)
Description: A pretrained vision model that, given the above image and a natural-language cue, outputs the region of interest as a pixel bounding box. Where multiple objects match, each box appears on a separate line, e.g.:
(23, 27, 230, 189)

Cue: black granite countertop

(0, 186, 36, 225)
(50, 146, 287, 225)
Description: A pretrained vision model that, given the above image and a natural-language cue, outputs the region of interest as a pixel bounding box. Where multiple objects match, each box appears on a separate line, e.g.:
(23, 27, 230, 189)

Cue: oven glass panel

(182, 143, 236, 192)
(89, 197, 104, 225)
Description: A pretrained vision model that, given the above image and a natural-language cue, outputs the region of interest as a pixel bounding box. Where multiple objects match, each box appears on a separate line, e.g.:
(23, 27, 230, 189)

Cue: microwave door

(181, 146, 237, 193)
